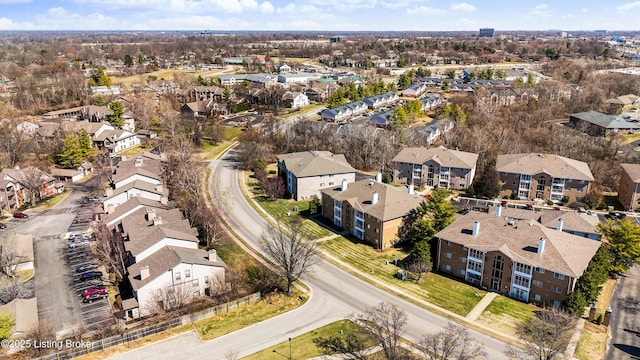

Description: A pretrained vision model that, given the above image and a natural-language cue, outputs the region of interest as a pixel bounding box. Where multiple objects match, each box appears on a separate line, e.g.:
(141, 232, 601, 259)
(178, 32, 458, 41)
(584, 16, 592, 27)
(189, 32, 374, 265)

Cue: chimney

(121, 154, 128, 161)
(208, 249, 217, 262)
(140, 265, 150, 280)
(155, 183, 163, 193)
(375, 172, 382, 182)
(160, 195, 168, 205)
(105, 187, 113, 197)
(496, 204, 502, 217)
(538, 237, 546, 254)
(408, 184, 414, 194)
(371, 191, 379, 205)
(472, 220, 480, 237)
(134, 156, 143, 167)
(341, 179, 348, 191)
(107, 204, 115, 214)
(153, 216, 163, 226)
(556, 218, 564, 232)
(146, 208, 156, 221)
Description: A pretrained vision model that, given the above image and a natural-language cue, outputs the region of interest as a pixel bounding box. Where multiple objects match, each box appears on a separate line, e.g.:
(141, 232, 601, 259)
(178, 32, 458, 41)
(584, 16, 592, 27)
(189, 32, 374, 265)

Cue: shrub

(546, 199, 554, 206)
(596, 314, 604, 325)
(268, 169, 276, 175)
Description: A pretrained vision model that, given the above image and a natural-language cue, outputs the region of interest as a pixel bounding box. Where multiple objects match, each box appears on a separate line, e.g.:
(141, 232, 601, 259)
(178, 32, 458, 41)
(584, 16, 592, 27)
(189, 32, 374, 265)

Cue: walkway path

(465, 292, 498, 321)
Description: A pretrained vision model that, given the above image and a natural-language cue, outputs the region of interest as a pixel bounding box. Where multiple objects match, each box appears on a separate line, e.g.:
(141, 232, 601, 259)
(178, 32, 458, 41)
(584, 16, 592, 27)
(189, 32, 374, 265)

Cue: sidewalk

(466, 292, 498, 321)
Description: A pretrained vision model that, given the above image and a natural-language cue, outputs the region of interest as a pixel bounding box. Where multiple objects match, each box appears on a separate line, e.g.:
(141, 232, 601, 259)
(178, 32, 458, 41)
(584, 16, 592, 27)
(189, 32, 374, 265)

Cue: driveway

(607, 265, 640, 359)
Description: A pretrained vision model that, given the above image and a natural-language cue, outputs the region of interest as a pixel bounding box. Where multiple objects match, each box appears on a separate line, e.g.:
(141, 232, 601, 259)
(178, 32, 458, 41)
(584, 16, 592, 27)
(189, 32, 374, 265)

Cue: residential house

(496, 153, 594, 204)
(0, 166, 58, 205)
(402, 82, 427, 98)
(282, 92, 310, 109)
(90, 86, 121, 96)
(605, 94, 640, 112)
(276, 151, 356, 201)
(0, 298, 38, 337)
(51, 161, 93, 183)
(320, 179, 422, 250)
(362, 92, 399, 109)
(569, 110, 640, 137)
(183, 85, 225, 103)
(320, 101, 368, 123)
(218, 74, 278, 88)
(418, 120, 453, 144)
(618, 163, 640, 211)
(42, 105, 111, 122)
(434, 211, 601, 306)
(128, 246, 225, 317)
(93, 129, 141, 155)
(277, 63, 291, 73)
(369, 110, 394, 128)
(104, 197, 172, 228)
(278, 73, 320, 85)
(485, 88, 538, 107)
(419, 95, 442, 112)
(392, 146, 478, 189)
(112, 154, 163, 189)
(103, 181, 168, 213)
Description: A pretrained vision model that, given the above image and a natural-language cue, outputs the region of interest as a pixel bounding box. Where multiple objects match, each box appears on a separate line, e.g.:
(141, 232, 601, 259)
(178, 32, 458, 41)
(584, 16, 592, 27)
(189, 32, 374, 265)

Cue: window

(205, 276, 209, 284)
(553, 273, 565, 280)
(444, 252, 452, 259)
(193, 290, 200, 297)
(443, 264, 451, 271)
(468, 249, 484, 260)
(185, 270, 191, 278)
(175, 272, 181, 281)
(550, 300, 561, 307)
(535, 267, 545, 274)
(532, 294, 541, 301)
(192, 279, 199, 287)
(446, 241, 451, 246)
(458, 269, 466, 276)
(551, 285, 562, 294)
(577, 188, 583, 192)
(329, 182, 334, 186)
(514, 263, 532, 275)
(532, 280, 543, 288)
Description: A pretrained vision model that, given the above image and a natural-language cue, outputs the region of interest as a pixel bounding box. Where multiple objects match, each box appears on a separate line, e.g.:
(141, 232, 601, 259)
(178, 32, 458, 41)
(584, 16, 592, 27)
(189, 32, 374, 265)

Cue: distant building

(392, 146, 478, 189)
(479, 28, 495, 38)
(569, 110, 640, 137)
(330, 35, 345, 43)
(618, 163, 640, 211)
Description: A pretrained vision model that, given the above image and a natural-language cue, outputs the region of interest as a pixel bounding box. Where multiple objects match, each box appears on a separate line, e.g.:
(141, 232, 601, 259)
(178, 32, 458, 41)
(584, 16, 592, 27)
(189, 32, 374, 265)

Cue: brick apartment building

(434, 211, 600, 306)
(618, 163, 640, 211)
(320, 179, 422, 250)
(392, 146, 478, 189)
(496, 153, 594, 204)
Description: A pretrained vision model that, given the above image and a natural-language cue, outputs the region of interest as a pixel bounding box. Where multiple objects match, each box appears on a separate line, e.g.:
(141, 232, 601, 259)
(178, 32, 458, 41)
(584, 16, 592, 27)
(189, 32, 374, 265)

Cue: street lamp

(272, 337, 292, 360)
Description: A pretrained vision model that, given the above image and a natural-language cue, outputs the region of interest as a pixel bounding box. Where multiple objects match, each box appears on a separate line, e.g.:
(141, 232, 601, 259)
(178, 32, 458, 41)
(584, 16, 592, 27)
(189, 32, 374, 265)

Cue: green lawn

(242, 320, 369, 360)
(622, 132, 640, 144)
(575, 323, 608, 360)
(320, 236, 486, 316)
(224, 126, 244, 141)
(256, 197, 332, 240)
(476, 296, 536, 336)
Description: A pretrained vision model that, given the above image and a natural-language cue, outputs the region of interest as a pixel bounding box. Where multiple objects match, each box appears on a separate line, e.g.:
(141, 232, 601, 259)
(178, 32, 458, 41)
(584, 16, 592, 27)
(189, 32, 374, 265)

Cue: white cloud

(260, 1, 274, 13)
(450, 2, 475, 12)
(276, 3, 319, 14)
(530, 3, 551, 17)
(617, 1, 640, 10)
(304, 0, 377, 11)
(0, 0, 32, 3)
(407, 6, 446, 15)
(380, 0, 408, 9)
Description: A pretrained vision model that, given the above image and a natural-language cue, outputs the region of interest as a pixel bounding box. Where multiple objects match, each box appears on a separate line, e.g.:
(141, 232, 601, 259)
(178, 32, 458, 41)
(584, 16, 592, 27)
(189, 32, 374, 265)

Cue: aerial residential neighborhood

(0, 10, 640, 360)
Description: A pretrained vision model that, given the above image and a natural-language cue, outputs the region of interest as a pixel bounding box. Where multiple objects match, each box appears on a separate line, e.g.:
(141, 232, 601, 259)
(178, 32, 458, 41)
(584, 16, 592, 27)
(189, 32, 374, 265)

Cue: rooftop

(277, 151, 356, 178)
(392, 145, 478, 169)
(496, 153, 594, 181)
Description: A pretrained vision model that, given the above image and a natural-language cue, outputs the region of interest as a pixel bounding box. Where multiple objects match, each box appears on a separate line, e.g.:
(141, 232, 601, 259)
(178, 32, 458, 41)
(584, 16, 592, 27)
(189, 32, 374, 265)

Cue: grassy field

(622, 132, 640, 144)
(242, 320, 370, 360)
(574, 322, 608, 360)
(320, 236, 486, 316)
(476, 296, 537, 336)
(197, 292, 307, 340)
(110, 68, 234, 87)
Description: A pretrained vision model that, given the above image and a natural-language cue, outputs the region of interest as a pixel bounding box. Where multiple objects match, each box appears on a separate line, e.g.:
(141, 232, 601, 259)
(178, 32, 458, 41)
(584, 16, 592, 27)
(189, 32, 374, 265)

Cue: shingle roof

(105, 180, 168, 200)
(392, 145, 478, 170)
(128, 246, 225, 290)
(497, 206, 598, 235)
(277, 151, 356, 178)
(571, 110, 640, 130)
(104, 198, 172, 226)
(126, 221, 199, 257)
(112, 157, 163, 185)
(0, 298, 38, 334)
(496, 153, 594, 181)
(435, 211, 601, 277)
(621, 163, 640, 182)
(321, 179, 422, 221)
(121, 207, 186, 233)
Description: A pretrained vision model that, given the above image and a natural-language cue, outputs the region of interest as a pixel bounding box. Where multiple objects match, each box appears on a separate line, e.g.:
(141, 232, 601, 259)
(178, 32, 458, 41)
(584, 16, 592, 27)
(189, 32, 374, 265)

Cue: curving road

(109, 151, 511, 359)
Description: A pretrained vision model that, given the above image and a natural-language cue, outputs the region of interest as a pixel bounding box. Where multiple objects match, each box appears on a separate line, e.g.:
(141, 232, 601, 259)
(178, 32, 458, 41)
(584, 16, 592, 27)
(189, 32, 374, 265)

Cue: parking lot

(65, 238, 114, 331)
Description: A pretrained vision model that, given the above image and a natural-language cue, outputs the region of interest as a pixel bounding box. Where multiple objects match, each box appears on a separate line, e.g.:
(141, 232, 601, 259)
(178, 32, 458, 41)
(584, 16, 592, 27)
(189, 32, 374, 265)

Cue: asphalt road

(606, 265, 640, 360)
(109, 150, 511, 359)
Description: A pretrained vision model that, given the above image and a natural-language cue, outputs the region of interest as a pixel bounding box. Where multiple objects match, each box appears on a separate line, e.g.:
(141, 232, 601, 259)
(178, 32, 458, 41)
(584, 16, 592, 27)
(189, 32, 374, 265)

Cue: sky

(1, 0, 640, 32)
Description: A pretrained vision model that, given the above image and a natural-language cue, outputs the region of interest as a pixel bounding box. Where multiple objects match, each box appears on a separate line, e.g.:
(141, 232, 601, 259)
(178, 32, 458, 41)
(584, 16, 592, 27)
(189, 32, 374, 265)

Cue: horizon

(2, 1, 640, 32)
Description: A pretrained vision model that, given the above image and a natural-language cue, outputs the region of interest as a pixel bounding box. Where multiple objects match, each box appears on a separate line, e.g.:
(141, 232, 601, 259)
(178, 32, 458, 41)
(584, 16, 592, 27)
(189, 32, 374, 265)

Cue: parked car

(80, 271, 103, 282)
(0, 223, 6, 229)
(69, 239, 89, 248)
(13, 212, 28, 219)
(81, 286, 107, 298)
(83, 292, 108, 303)
(607, 211, 617, 219)
(76, 263, 99, 273)
(617, 212, 627, 219)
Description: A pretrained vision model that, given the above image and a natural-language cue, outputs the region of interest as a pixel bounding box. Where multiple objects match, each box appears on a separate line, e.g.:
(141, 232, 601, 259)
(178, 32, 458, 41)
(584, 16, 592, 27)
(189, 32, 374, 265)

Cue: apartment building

(392, 146, 478, 189)
(320, 178, 422, 250)
(496, 153, 594, 204)
(618, 163, 640, 211)
(434, 211, 601, 306)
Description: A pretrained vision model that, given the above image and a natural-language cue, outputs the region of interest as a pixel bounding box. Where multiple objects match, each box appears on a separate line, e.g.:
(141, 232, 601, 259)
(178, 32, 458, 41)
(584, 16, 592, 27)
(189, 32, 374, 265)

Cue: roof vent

(537, 153, 544, 158)
(507, 220, 515, 226)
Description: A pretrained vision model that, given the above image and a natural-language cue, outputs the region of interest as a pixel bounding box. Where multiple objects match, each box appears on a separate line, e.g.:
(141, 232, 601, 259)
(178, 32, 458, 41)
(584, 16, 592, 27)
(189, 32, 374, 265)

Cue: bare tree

(19, 166, 47, 206)
(21, 321, 56, 357)
(166, 136, 202, 196)
(352, 302, 407, 360)
(259, 216, 319, 294)
(94, 221, 126, 281)
(0, 276, 27, 303)
(147, 281, 195, 316)
(420, 322, 487, 360)
(0, 242, 26, 278)
(207, 270, 230, 300)
(506, 309, 576, 360)
(256, 170, 285, 201)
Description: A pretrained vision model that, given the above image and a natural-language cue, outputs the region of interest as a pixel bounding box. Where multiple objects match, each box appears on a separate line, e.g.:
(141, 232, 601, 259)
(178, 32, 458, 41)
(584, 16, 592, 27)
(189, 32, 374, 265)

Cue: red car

(83, 293, 108, 303)
(82, 286, 107, 298)
(13, 212, 28, 219)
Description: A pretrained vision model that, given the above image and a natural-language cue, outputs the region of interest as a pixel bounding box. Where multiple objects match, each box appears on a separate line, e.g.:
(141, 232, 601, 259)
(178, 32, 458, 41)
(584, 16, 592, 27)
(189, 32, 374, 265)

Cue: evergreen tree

(598, 219, 640, 273)
(108, 101, 125, 128)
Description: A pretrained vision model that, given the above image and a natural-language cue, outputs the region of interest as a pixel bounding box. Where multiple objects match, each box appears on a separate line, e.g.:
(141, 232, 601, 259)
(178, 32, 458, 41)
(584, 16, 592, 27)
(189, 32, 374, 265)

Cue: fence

(36, 292, 261, 360)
